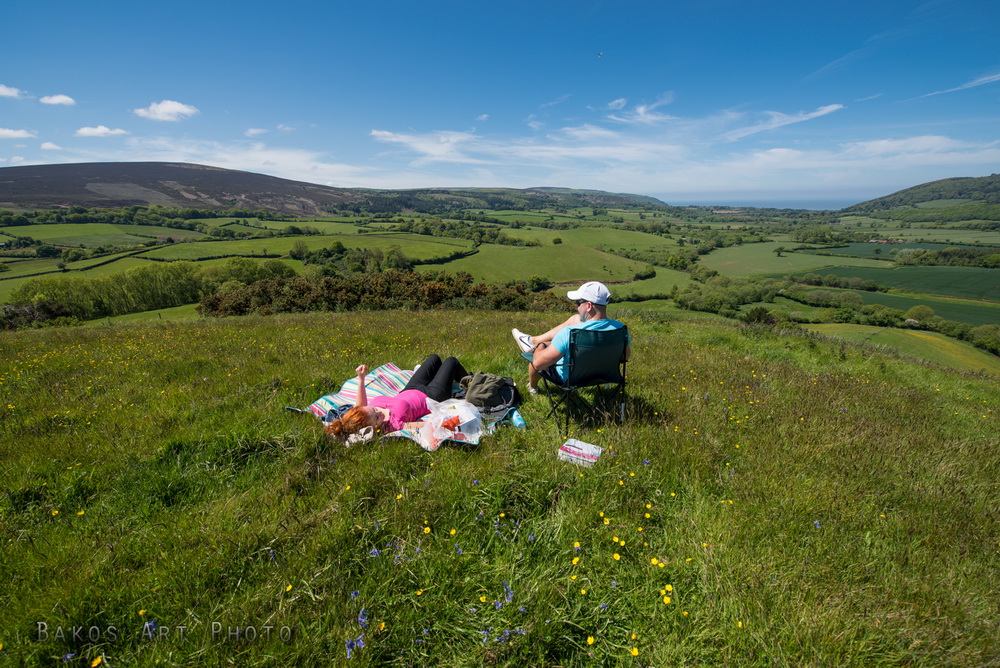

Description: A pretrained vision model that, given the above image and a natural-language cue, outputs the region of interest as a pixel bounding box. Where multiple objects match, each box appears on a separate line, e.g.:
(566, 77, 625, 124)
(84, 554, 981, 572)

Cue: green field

(806, 266, 1000, 302)
(795, 241, 991, 259)
(11, 223, 208, 246)
(2, 310, 997, 665)
(701, 242, 890, 277)
(141, 234, 473, 261)
(805, 323, 1000, 375)
(504, 225, 676, 251)
(850, 290, 1000, 326)
(418, 242, 647, 284)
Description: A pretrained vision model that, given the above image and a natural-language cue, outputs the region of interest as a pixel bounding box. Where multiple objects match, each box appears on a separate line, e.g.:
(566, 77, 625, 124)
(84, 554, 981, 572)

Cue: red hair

(324, 407, 376, 440)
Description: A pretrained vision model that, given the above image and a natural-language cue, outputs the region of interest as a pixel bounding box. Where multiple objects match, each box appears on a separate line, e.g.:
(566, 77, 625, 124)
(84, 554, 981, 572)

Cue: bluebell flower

(455, 544, 463, 554)
(62, 654, 75, 662)
(494, 601, 502, 610)
(369, 548, 381, 557)
(268, 549, 277, 563)
(346, 633, 365, 659)
(502, 581, 514, 603)
(519, 606, 527, 614)
(528, 533, 535, 542)
(643, 460, 651, 466)
(813, 520, 821, 529)
(600, 603, 608, 610)
(350, 590, 359, 599)
(473, 479, 480, 485)
(358, 608, 369, 628)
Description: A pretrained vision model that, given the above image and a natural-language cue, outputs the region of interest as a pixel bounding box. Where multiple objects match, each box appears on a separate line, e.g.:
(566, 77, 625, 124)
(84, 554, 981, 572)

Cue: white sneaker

(512, 328, 536, 353)
(528, 386, 538, 395)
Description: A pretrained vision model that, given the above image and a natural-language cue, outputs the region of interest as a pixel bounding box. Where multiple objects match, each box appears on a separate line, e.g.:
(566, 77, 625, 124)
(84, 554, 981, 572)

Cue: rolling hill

(843, 173, 1000, 211)
(0, 162, 667, 215)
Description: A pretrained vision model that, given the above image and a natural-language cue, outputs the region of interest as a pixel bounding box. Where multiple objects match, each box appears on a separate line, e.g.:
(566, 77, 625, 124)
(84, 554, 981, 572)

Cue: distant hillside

(526, 187, 667, 207)
(844, 174, 1000, 212)
(0, 162, 668, 215)
(0, 162, 363, 215)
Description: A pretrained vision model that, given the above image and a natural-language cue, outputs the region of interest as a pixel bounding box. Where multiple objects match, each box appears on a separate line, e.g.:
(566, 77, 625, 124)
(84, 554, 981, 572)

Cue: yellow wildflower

(587, 636, 595, 645)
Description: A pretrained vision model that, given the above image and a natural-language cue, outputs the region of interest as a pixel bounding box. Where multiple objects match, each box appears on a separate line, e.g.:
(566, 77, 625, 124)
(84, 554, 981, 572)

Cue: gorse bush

(4, 258, 296, 327)
(197, 270, 566, 317)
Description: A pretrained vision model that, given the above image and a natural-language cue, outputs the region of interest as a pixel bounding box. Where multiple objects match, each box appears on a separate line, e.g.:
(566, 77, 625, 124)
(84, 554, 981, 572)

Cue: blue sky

(2, 0, 999, 207)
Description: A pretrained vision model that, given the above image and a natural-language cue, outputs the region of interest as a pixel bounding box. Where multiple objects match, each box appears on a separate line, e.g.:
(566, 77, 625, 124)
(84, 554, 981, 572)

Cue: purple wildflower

(358, 608, 369, 628)
(346, 633, 365, 659)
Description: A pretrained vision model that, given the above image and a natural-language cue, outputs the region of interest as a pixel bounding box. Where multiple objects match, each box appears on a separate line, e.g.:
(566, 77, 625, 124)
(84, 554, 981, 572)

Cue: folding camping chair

(529, 326, 629, 433)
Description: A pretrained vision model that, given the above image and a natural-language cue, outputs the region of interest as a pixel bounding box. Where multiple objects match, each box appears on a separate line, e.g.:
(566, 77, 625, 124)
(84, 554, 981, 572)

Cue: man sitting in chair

(511, 281, 630, 394)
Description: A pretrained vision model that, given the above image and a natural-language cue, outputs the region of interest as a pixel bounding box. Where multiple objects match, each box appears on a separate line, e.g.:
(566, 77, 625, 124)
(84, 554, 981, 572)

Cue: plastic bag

(420, 398, 483, 451)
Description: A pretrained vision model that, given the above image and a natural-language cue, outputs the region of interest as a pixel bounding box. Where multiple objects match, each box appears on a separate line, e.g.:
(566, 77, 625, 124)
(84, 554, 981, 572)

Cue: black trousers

(403, 354, 468, 402)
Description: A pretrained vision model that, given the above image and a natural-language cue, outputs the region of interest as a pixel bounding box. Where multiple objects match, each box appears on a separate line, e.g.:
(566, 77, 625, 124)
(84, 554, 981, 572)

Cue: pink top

(370, 390, 431, 431)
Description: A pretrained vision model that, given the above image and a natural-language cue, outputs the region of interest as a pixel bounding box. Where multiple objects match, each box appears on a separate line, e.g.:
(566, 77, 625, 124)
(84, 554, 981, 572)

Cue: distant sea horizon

(670, 198, 858, 211)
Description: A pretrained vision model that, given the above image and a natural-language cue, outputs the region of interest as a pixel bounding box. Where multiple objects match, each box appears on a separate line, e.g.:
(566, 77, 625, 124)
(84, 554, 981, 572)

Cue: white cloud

(106, 136, 376, 187)
(916, 71, 1000, 99)
(720, 104, 844, 141)
(133, 100, 199, 121)
(41, 142, 63, 150)
(541, 94, 571, 108)
(0, 84, 24, 98)
(40, 94, 76, 106)
(607, 93, 676, 125)
(0, 128, 37, 139)
(476, 114, 489, 122)
(245, 128, 268, 137)
(75, 125, 129, 137)
(9, 156, 25, 163)
(277, 124, 295, 132)
(607, 98, 627, 110)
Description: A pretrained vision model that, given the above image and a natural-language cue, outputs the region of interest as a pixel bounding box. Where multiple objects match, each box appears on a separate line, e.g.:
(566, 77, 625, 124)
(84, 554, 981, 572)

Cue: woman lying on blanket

(325, 354, 469, 440)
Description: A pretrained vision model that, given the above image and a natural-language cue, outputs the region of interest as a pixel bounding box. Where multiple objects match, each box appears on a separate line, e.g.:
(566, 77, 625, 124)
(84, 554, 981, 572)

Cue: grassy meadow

(1, 309, 998, 666)
(805, 323, 1000, 375)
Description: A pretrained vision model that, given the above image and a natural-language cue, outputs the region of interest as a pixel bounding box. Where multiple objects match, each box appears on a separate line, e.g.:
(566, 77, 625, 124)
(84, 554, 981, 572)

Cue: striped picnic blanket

(306, 363, 504, 451)
(308, 363, 413, 418)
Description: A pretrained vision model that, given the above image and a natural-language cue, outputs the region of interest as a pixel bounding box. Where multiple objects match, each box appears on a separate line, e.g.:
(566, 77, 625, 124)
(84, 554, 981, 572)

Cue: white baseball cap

(567, 281, 611, 305)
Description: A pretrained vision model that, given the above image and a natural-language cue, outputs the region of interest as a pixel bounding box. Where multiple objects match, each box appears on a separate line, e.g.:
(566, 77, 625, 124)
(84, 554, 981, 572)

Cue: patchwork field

(10, 223, 208, 246)
(808, 266, 1000, 302)
(700, 242, 890, 277)
(415, 242, 647, 284)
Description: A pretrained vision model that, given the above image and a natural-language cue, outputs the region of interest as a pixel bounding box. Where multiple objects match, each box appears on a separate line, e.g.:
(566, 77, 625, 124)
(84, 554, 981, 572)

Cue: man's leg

(527, 314, 582, 347)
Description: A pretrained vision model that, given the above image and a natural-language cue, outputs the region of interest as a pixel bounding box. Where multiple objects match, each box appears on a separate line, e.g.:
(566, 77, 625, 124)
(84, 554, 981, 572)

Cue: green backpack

(460, 372, 522, 422)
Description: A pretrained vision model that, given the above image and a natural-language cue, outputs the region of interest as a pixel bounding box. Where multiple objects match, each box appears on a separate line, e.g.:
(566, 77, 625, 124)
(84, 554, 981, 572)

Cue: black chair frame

(533, 326, 628, 433)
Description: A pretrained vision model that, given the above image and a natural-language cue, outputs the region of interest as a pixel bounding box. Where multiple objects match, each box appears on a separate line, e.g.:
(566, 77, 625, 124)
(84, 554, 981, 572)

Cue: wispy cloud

(0, 128, 37, 139)
(41, 142, 63, 150)
(476, 114, 489, 122)
(607, 98, 627, 111)
(541, 94, 570, 108)
(915, 72, 1000, 99)
(720, 104, 844, 141)
(40, 94, 76, 106)
(0, 84, 25, 98)
(607, 93, 675, 125)
(245, 128, 268, 137)
(75, 125, 129, 137)
(133, 100, 199, 121)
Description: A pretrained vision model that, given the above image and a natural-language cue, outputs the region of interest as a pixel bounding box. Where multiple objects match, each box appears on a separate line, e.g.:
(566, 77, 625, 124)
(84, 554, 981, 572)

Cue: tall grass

(1, 310, 997, 665)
